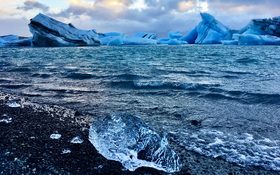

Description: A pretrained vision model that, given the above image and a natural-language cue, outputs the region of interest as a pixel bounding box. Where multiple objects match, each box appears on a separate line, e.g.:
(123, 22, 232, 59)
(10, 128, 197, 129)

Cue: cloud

(49, 0, 203, 36)
(0, 0, 280, 36)
(18, 0, 49, 12)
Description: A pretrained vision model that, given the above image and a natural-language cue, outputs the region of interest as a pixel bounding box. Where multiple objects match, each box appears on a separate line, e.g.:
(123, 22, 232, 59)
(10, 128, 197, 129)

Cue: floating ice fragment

(0, 116, 12, 124)
(62, 149, 71, 154)
(89, 113, 181, 173)
(50, 133, 61, 140)
(6, 101, 21, 108)
(70, 136, 84, 144)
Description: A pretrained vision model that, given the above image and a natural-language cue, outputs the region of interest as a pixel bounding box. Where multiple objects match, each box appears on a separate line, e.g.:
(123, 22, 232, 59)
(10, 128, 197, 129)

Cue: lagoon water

(1, 45, 280, 171)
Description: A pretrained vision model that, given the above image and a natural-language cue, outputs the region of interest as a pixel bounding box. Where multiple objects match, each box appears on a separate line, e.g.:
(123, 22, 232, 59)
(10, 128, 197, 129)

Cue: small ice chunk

(70, 136, 84, 144)
(89, 113, 181, 173)
(62, 149, 71, 154)
(50, 133, 61, 140)
(6, 101, 21, 108)
(0, 117, 12, 124)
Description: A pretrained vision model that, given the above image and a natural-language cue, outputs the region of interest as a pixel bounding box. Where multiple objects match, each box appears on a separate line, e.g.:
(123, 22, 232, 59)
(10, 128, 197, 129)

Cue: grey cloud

(37, 0, 280, 36)
(18, 0, 49, 12)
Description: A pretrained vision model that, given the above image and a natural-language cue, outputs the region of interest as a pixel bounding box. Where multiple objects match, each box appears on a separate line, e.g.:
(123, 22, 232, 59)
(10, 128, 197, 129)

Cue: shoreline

(0, 92, 278, 175)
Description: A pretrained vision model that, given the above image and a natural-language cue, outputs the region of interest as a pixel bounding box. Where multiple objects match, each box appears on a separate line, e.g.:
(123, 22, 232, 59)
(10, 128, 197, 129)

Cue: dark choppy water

(1, 45, 280, 171)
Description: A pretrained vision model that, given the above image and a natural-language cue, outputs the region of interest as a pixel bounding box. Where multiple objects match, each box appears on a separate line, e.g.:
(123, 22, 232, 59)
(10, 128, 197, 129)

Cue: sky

(0, 0, 279, 37)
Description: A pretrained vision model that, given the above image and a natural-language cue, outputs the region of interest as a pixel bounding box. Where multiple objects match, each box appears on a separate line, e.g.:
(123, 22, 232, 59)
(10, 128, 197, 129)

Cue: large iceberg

(183, 13, 232, 44)
(240, 16, 280, 36)
(233, 16, 280, 45)
(29, 13, 100, 47)
(89, 113, 181, 173)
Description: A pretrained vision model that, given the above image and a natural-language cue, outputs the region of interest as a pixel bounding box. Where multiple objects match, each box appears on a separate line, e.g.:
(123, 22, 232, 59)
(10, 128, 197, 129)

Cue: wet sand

(0, 92, 278, 175)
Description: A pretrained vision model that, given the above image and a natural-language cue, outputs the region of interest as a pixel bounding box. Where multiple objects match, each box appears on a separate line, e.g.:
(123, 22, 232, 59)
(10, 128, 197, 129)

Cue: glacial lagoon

(1, 45, 280, 172)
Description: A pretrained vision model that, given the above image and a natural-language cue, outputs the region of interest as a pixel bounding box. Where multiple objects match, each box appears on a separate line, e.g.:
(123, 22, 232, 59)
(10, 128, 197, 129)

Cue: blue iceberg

(29, 13, 101, 47)
(0, 35, 31, 47)
(183, 13, 232, 44)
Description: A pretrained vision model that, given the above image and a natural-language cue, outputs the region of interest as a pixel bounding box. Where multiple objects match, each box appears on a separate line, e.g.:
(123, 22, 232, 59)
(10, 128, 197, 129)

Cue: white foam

(6, 101, 21, 108)
(179, 129, 280, 171)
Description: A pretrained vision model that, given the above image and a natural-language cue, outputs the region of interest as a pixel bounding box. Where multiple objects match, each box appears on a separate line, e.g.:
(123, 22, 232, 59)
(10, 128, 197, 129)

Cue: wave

(177, 129, 280, 171)
(0, 79, 12, 83)
(31, 73, 51, 78)
(236, 57, 259, 64)
(110, 80, 280, 105)
(64, 72, 95, 80)
(0, 84, 31, 89)
(201, 90, 280, 105)
(110, 80, 217, 91)
(113, 73, 149, 80)
(7, 67, 32, 72)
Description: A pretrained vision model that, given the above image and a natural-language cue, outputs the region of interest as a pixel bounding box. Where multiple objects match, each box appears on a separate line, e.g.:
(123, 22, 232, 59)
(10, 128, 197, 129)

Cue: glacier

(29, 13, 101, 47)
(89, 113, 181, 173)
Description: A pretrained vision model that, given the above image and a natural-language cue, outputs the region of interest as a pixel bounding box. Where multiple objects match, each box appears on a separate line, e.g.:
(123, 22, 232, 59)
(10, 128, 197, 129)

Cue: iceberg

(233, 16, 280, 45)
(180, 28, 198, 44)
(168, 32, 184, 40)
(133, 32, 157, 40)
(123, 36, 158, 45)
(221, 40, 238, 45)
(29, 13, 100, 47)
(158, 38, 187, 45)
(183, 13, 232, 44)
(89, 113, 181, 173)
(240, 16, 280, 36)
(99, 33, 124, 46)
(99, 32, 157, 46)
(0, 35, 31, 47)
(238, 34, 280, 45)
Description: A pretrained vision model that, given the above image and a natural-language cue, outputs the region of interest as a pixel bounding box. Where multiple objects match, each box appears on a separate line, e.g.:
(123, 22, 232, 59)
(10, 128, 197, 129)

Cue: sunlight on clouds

(70, 0, 95, 8)
(178, 1, 195, 12)
(69, 0, 127, 13)
(177, 0, 208, 13)
(197, 0, 208, 12)
(129, 0, 148, 11)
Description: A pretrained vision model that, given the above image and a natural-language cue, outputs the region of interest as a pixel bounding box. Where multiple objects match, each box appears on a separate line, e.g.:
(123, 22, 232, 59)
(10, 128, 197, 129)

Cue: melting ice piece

(70, 136, 84, 144)
(62, 149, 71, 154)
(50, 133, 61, 140)
(0, 114, 12, 124)
(6, 101, 21, 108)
(89, 113, 181, 173)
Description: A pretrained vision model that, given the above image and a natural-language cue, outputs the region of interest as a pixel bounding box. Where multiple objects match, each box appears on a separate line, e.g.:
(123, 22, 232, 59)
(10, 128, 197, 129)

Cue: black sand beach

(0, 92, 279, 175)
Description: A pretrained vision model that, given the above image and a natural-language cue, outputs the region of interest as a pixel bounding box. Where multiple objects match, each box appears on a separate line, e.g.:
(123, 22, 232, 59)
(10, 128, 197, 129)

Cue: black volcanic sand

(0, 92, 279, 175)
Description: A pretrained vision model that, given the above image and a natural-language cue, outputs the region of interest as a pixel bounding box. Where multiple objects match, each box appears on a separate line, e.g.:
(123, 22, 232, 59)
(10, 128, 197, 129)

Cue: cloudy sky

(1, 0, 279, 37)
